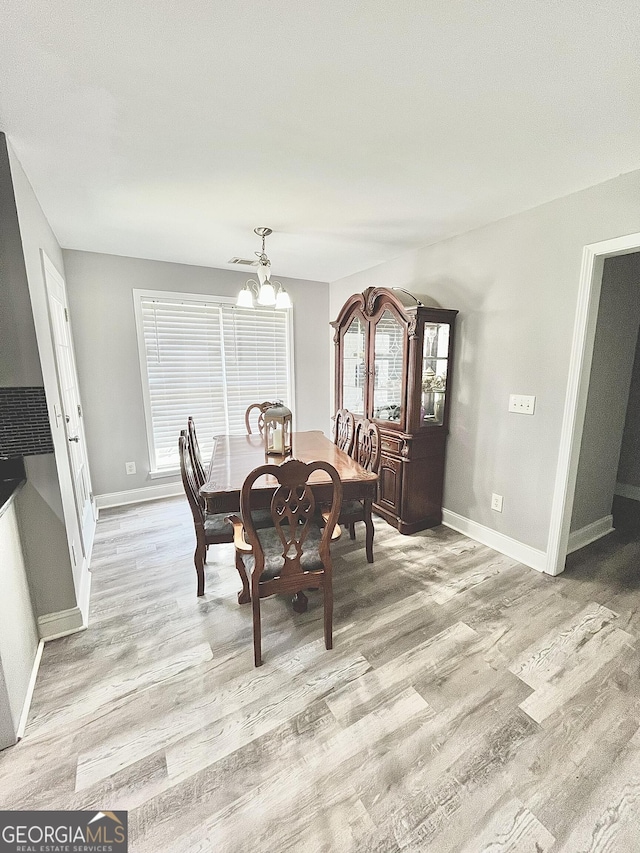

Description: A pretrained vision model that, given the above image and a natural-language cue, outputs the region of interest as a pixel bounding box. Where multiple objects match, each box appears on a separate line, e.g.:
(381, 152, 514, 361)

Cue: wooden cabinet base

(373, 503, 443, 534)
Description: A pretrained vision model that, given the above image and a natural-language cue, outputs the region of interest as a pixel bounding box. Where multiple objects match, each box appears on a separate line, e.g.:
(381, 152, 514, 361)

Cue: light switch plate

(509, 394, 535, 415)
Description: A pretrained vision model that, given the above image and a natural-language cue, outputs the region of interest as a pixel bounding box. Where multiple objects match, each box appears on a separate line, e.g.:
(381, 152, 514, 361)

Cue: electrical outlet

(491, 493, 503, 512)
(508, 394, 536, 415)
(125, 461, 136, 475)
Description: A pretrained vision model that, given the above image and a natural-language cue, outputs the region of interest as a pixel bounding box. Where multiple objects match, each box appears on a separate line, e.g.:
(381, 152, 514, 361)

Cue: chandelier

(236, 227, 292, 310)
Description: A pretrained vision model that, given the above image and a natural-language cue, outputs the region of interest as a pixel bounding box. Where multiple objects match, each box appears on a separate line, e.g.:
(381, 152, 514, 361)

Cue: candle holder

(264, 402, 292, 456)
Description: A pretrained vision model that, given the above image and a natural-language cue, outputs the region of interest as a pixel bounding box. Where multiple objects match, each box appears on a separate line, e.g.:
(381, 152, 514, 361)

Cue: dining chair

(244, 401, 277, 436)
(330, 417, 381, 563)
(179, 432, 250, 600)
(187, 416, 206, 488)
(333, 408, 355, 454)
(227, 458, 343, 667)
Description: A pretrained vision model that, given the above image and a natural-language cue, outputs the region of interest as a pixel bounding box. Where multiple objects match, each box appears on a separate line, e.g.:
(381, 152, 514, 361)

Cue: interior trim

(442, 508, 547, 573)
(567, 515, 614, 554)
(16, 639, 44, 740)
(37, 607, 85, 642)
(96, 482, 183, 509)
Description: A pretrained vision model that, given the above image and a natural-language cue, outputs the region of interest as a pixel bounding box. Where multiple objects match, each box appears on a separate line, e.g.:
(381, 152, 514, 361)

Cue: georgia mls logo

(86, 812, 126, 842)
(0, 810, 128, 852)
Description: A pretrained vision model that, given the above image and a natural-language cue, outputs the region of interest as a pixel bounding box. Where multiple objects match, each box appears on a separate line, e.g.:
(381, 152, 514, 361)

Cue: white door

(43, 255, 96, 557)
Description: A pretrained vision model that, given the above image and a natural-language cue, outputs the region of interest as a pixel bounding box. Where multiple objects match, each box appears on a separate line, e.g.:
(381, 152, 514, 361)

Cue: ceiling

(1, 1, 639, 283)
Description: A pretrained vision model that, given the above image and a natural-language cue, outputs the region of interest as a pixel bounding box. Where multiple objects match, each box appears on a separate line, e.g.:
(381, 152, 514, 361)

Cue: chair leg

(204, 545, 208, 564)
(252, 593, 262, 667)
(348, 523, 356, 540)
(235, 552, 250, 604)
(364, 503, 375, 563)
(195, 540, 206, 597)
(324, 582, 333, 650)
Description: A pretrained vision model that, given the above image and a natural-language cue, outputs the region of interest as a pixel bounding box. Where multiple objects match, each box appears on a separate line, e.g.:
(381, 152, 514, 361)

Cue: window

(134, 290, 292, 473)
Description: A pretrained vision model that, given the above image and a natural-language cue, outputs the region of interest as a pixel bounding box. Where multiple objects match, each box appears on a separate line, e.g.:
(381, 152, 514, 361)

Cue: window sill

(149, 468, 180, 480)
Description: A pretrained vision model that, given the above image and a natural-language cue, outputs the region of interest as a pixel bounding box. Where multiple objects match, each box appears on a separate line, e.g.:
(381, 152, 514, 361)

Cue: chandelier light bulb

(274, 288, 292, 310)
(236, 286, 254, 308)
(257, 282, 276, 306)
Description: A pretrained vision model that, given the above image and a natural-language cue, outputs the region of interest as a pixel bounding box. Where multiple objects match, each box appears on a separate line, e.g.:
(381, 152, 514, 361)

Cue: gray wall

(330, 168, 640, 553)
(5, 138, 79, 617)
(571, 253, 640, 531)
(63, 250, 331, 497)
(617, 305, 640, 493)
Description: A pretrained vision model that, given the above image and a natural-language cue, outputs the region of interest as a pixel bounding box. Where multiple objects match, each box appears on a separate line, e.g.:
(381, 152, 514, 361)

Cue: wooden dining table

(200, 429, 378, 515)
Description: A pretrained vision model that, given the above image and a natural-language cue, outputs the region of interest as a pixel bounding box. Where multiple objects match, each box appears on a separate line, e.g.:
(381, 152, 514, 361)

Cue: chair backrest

(240, 459, 343, 579)
(333, 409, 355, 454)
(187, 416, 206, 488)
(352, 418, 381, 474)
(179, 431, 204, 528)
(245, 401, 277, 436)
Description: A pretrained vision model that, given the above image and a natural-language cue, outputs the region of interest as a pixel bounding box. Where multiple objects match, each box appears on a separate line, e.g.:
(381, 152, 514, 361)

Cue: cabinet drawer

(380, 435, 403, 456)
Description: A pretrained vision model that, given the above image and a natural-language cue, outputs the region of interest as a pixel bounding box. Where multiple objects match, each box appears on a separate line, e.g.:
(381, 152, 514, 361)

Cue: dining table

(199, 429, 378, 515)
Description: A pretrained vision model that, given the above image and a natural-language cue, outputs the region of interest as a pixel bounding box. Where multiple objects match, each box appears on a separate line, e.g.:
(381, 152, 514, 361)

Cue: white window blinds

(135, 292, 291, 472)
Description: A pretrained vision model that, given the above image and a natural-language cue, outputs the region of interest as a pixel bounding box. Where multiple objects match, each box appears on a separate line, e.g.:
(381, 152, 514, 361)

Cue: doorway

(547, 231, 640, 575)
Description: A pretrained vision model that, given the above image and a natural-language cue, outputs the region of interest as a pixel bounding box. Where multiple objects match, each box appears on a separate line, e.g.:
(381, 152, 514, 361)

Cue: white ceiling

(1, 0, 639, 282)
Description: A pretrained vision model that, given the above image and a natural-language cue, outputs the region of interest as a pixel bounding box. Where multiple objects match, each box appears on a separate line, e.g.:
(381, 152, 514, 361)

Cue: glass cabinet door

(372, 310, 405, 424)
(421, 322, 450, 426)
(341, 316, 366, 416)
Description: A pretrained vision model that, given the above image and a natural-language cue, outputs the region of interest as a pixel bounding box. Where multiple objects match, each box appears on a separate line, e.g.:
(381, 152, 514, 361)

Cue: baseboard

(567, 514, 614, 554)
(95, 481, 183, 509)
(615, 482, 640, 502)
(442, 509, 547, 573)
(16, 639, 44, 740)
(37, 607, 86, 642)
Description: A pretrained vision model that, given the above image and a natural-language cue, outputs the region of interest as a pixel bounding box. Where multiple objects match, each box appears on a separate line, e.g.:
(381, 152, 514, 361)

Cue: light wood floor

(2, 496, 640, 852)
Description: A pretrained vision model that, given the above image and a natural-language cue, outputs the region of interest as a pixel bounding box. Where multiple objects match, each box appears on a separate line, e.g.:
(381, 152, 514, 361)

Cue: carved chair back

(352, 418, 381, 474)
(333, 408, 355, 455)
(240, 459, 342, 582)
(245, 401, 278, 436)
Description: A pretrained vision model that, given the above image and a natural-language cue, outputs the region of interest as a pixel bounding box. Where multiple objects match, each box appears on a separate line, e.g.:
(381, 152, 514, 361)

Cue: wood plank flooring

(2, 496, 640, 851)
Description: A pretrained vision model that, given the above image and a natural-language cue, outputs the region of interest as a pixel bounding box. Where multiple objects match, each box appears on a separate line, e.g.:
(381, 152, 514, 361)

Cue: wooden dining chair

(244, 401, 277, 436)
(333, 408, 356, 454)
(330, 418, 381, 563)
(179, 432, 250, 600)
(187, 416, 206, 488)
(228, 458, 343, 667)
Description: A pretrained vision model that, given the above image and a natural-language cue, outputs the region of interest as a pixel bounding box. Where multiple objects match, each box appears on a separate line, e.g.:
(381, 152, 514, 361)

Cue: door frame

(546, 230, 640, 575)
(40, 250, 96, 597)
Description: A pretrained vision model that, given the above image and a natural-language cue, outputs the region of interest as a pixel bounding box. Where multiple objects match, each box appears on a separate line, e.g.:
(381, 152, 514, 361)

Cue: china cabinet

(332, 287, 458, 533)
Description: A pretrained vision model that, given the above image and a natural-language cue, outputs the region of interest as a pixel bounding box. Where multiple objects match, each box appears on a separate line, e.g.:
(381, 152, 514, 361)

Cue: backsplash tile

(0, 387, 55, 457)
(0, 456, 26, 481)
